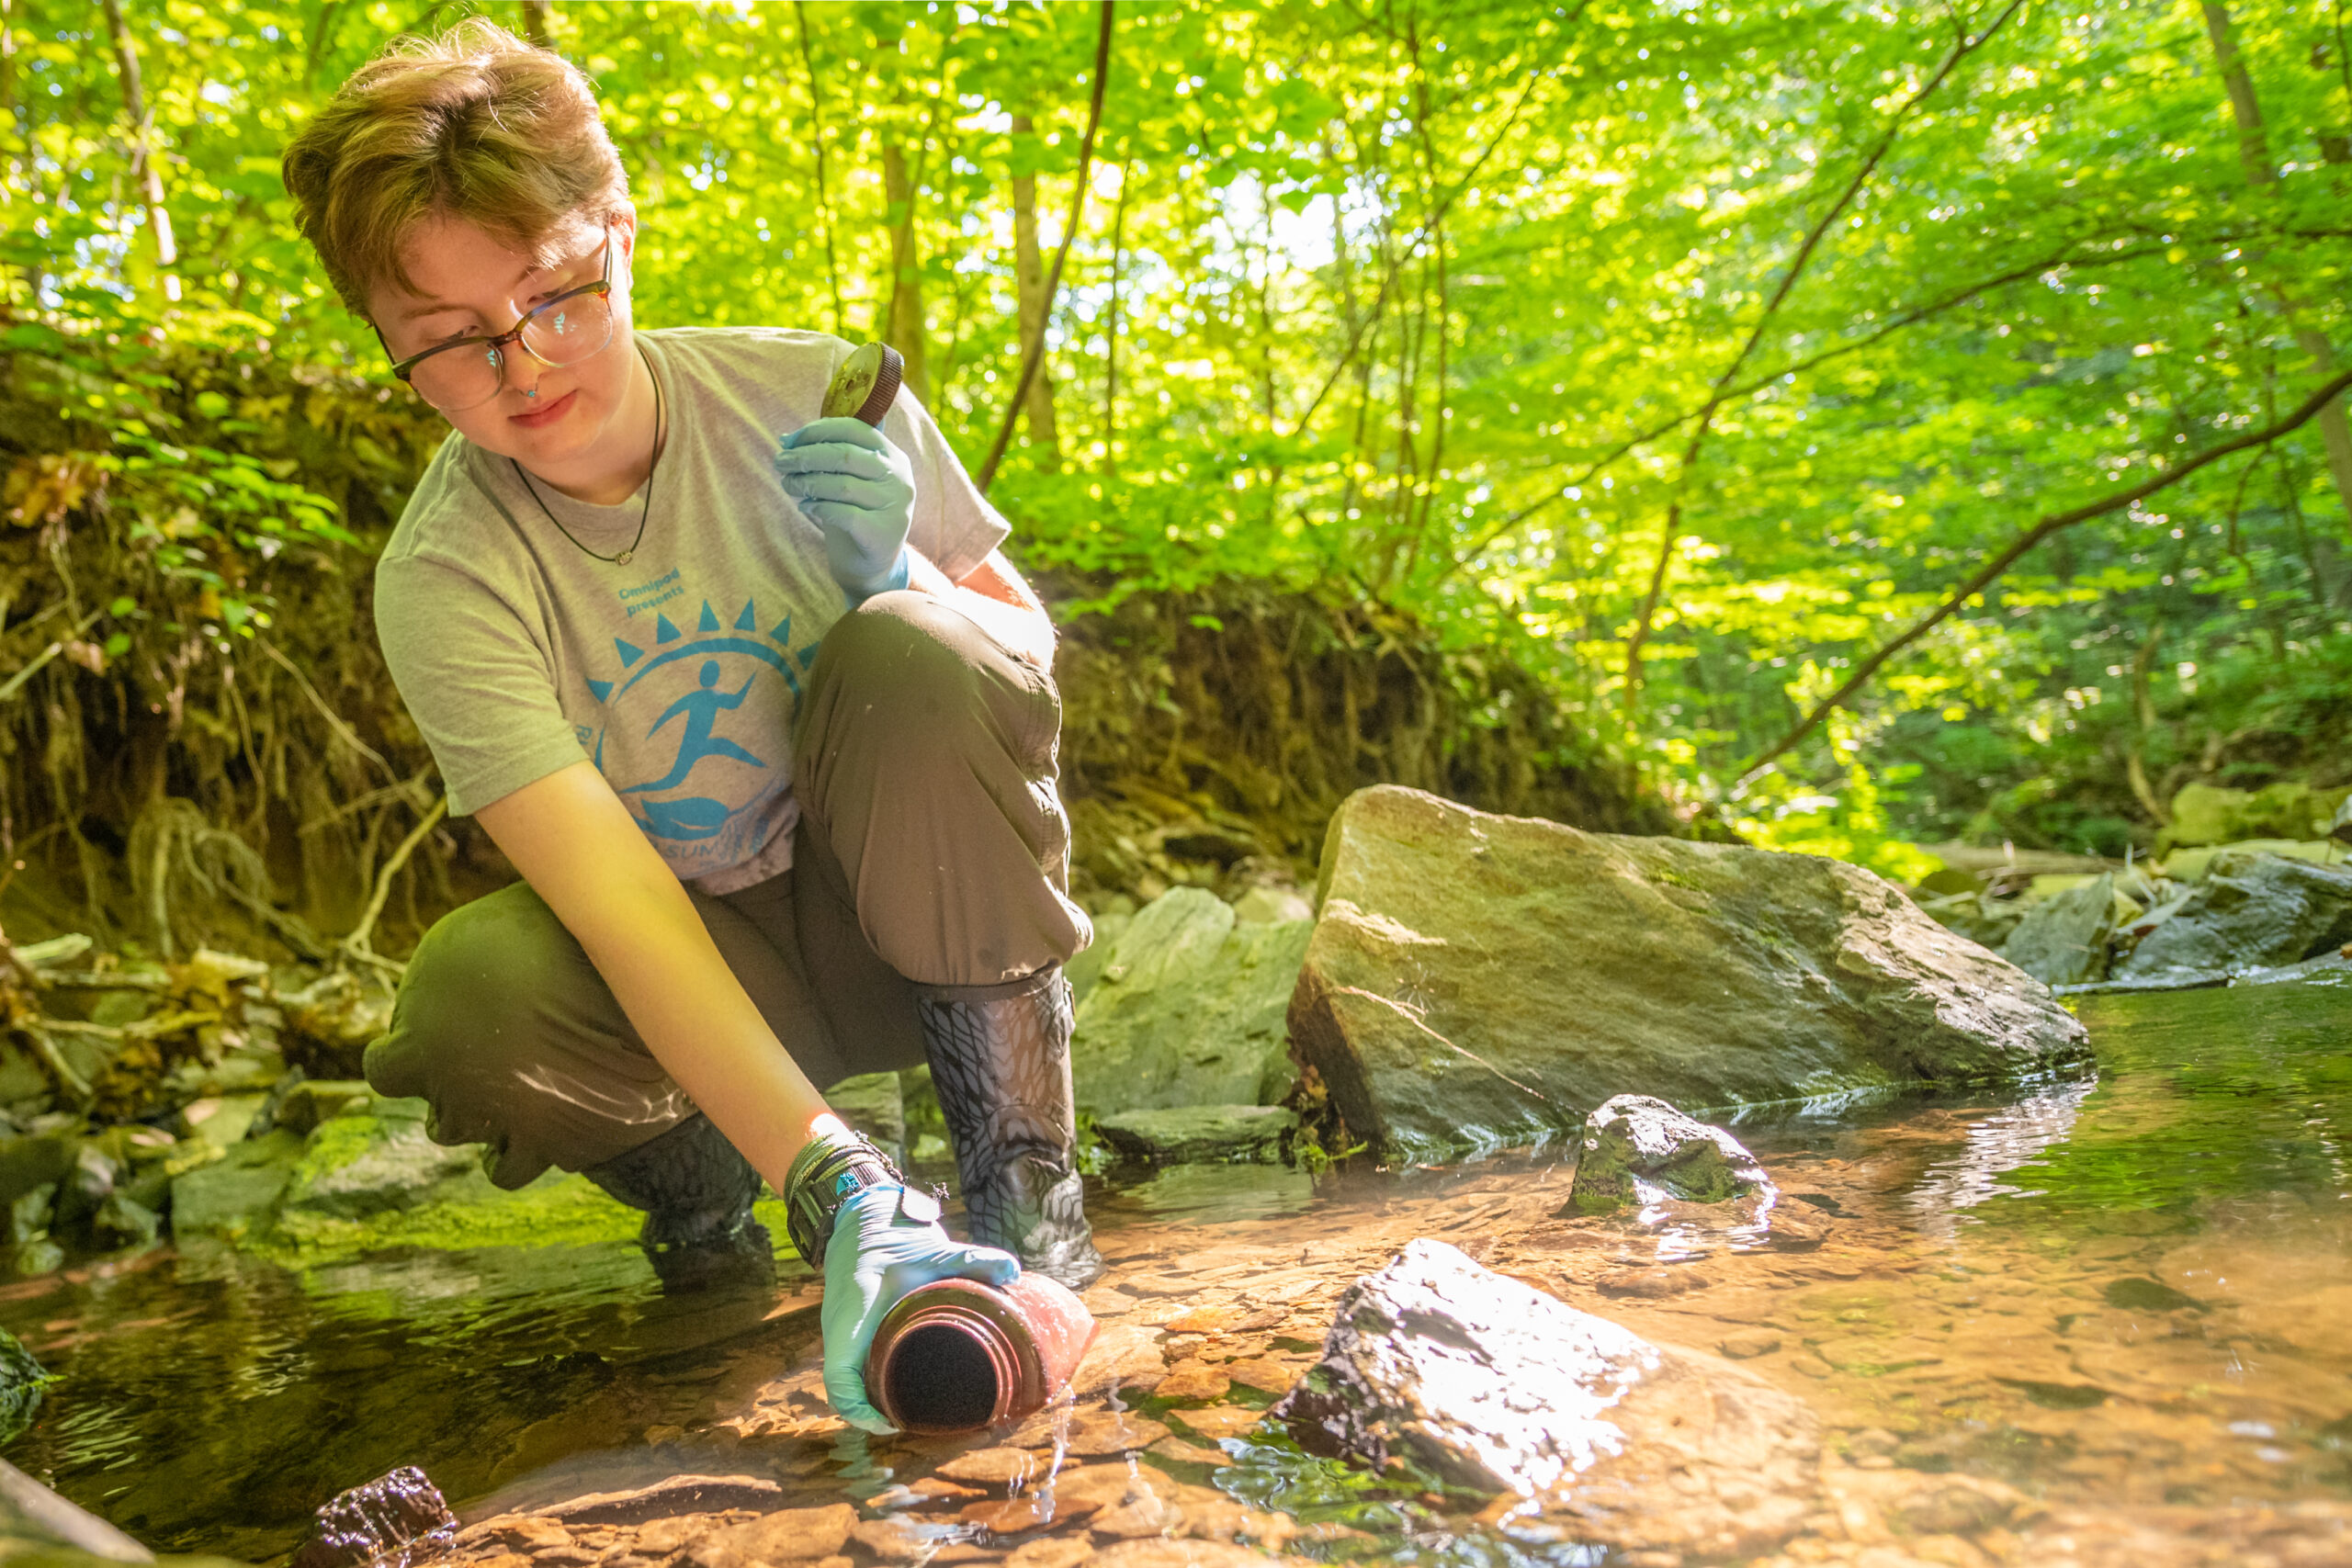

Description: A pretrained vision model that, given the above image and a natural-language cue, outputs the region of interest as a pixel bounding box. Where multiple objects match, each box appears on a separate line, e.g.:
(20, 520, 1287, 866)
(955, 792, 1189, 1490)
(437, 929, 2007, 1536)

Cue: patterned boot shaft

(918, 969, 1104, 1290)
(581, 1113, 774, 1290)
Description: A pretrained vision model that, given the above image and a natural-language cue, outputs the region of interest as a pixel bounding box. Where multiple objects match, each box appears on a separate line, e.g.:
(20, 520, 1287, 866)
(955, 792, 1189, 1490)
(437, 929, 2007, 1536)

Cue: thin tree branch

(1437, 239, 2167, 586)
(1738, 363, 2352, 782)
(978, 0, 1114, 492)
(98, 0, 177, 299)
(1281, 52, 1560, 441)
(793, 0, 846, 337)
(1621, 0, 2030, 721)
(254, 637, 401, 788)
(341, 795, 447, 968)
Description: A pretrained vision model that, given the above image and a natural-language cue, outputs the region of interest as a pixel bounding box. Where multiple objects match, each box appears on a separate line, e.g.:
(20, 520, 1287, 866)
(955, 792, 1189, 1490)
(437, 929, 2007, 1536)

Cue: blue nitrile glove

(820, 1182, 1021, 1434)
(774, 416, 917, 605)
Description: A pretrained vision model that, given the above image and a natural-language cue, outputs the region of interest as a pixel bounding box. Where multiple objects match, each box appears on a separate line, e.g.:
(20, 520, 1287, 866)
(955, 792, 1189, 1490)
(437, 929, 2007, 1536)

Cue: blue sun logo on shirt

(585, 597, 821, 851)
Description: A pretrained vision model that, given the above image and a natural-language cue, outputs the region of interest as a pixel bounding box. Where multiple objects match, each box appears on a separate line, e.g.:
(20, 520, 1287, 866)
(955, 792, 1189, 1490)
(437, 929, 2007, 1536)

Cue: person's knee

(364, 883, 573, 1122)
(809, 589, 994, 710)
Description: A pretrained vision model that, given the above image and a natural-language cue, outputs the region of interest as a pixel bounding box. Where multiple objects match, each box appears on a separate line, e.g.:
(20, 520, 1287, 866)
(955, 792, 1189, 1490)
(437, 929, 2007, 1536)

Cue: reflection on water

(1903, 1077, 2098, 1242)
(0, 977, 2346, 1563)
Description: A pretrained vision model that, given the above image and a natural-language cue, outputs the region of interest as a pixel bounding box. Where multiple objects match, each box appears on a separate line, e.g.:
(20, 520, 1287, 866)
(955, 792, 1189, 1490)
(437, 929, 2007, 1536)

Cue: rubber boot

(581, 1113, 775, 1292)
(916, 966, 1103, 1290)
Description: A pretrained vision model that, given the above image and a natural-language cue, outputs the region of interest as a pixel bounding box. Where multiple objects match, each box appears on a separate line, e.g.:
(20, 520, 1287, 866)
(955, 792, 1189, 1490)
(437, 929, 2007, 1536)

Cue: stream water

(1, 978, 2346, 1565)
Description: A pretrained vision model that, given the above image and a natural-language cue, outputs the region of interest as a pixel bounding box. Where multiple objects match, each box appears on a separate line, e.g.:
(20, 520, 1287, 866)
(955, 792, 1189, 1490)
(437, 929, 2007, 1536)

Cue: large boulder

(2113, 849, 2352, 987)
(1069, 888, 1309, 1116)
(1272, 1239, 1818, 1559)
(2002, 873, 2121, 986)
(1288, 787, 2088, 1160)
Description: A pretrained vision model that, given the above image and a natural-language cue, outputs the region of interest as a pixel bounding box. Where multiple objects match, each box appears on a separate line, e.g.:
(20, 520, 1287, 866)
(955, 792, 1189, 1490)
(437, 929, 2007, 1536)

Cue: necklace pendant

(615, 548, 633, 566)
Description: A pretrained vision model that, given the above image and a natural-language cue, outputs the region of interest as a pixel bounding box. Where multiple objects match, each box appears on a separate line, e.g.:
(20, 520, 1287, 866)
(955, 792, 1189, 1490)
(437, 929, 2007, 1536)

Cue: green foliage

(5, 0, 2349, 868)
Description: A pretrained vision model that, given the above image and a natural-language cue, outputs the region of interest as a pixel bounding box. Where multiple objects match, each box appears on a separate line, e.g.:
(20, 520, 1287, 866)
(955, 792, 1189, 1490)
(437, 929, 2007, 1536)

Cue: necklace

(512, 343, 665, 568)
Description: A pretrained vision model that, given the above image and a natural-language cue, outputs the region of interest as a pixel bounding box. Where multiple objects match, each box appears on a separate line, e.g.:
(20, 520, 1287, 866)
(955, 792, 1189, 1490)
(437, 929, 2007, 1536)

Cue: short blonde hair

(281, 19, 629, 315)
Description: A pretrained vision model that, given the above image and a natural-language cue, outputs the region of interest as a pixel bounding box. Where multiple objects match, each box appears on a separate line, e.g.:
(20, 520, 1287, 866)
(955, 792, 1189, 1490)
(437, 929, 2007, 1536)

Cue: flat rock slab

(1096, 1104, 1297, 1165)
(2115, 850, 2352, 987)
(1272, 1238, 1818, 1558)
(2005, 873, 2121, 986)
(1070, 888, 1309, 1116)
(1288, 786, 2089, 1158)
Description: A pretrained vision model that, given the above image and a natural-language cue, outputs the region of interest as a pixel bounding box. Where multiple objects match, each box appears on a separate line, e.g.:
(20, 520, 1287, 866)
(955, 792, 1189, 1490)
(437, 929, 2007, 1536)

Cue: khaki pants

(364, 590, 1092, 1189)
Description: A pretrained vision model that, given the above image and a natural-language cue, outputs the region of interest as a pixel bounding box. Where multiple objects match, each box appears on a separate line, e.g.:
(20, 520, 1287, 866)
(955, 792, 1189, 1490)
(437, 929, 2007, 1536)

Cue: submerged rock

(2003, 872, 2123, 986)
(1069, 888, 1309, 1117)
(0, 1327, 53, 1444)
(1095, 1104, 1297, 1165)
(1272, 1239, 1817, 1557)
(2114, 850, 2352, 987)
(1272, 1237, 1663, 1494)
(1564, 1094, 1768, 1213)
(1287, 787, 2088, 1159)
(291, 1465, 454, 1568)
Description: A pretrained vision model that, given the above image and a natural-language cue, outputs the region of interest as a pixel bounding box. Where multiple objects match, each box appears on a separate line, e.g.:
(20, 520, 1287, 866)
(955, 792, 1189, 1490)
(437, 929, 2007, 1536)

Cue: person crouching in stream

(277, 20, 1101, 1434)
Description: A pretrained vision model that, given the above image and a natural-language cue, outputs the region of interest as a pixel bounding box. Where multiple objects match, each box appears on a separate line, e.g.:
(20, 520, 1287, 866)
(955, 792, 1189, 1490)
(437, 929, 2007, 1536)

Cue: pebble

(935, 1448, 1046, 1489)
(1007, 1409, 1169, 1456)
(1597, 1266, 1713, 1298)
(1153, 1360, 1232, 1402)
(1146, 1434, 1232, 1468)
(1719, 1330, 1783, 1359)
(847, 1517, 958, 1563)
(684, 1504, 855, 1566)
(1220, 1356, 1302, 1394)
(1003, 1540, 1094, 1568)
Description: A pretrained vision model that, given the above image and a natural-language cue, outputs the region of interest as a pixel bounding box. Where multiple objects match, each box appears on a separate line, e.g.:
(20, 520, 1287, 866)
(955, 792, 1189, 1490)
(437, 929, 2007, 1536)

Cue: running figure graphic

(621, 660, 766, 795)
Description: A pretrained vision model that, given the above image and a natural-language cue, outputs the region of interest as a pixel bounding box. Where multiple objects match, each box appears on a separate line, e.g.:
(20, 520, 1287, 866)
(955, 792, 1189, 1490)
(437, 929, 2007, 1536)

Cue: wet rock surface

(1093, 1105, 1295, 1166)
(2003, 872, 2124, 986)
(1272, 1238, 1668, 1491)
(2113, 850, 2352, 986)
(1564, 1093, 1770, 1213)
(1290, 785, 2089, 1158)
(292, 1465, 454, 1568)
(1273, 1238, 1819, 1556)
(1068, 888, 1309, 1118)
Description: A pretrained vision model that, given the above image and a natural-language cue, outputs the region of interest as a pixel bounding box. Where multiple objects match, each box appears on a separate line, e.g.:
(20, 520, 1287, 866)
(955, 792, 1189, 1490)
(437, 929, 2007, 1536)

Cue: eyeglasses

(384, 227, 618, 413)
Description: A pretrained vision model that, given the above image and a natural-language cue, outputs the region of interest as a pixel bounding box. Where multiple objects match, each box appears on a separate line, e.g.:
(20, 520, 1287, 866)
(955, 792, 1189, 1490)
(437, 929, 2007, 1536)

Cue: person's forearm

(476, 763, 835, 1191)
(570, 859, 834, 1189)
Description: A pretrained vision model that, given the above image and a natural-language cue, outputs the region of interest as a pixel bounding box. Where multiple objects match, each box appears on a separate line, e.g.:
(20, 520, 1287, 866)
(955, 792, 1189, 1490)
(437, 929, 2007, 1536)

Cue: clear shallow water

(0, 977, 2346, 1562)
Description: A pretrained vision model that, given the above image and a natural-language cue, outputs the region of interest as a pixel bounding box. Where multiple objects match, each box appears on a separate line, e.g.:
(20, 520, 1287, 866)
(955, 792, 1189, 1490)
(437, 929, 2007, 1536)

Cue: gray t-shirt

(375, 326, 1010, 893)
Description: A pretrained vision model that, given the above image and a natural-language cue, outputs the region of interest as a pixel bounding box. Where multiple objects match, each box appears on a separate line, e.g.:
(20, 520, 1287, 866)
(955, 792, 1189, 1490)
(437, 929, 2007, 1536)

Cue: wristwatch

(782, 1127, 926, 1263)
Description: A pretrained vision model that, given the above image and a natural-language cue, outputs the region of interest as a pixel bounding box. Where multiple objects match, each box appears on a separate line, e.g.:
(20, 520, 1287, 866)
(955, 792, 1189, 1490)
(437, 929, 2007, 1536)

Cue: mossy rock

(0, 1325, 55, 1444)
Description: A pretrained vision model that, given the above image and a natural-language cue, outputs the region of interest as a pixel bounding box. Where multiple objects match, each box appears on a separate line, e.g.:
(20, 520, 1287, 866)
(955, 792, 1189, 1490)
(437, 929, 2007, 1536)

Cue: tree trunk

(2201, 0, 2352, 531)
(1103, 165, 1127, 475)
(519, 0, 551, 48)
(791, 0, 845, 335)
(98, 0, 176, 301)
(1010, 113, 1062, 471)
(878, 142, 931, 403)
(1, 0, 17, 134)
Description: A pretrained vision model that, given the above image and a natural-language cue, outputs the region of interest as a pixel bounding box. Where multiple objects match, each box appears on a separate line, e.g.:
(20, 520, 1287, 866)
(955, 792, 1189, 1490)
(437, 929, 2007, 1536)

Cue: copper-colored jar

(865, 1272, 1098, 1435)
